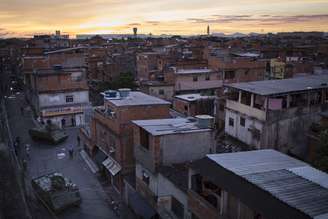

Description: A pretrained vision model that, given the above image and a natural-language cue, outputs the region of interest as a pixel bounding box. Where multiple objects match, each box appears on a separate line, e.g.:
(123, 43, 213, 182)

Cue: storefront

(41, 106, 84, 128)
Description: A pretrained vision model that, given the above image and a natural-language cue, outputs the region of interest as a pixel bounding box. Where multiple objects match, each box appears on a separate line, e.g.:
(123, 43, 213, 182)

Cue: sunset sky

(0, 0, 328, 38)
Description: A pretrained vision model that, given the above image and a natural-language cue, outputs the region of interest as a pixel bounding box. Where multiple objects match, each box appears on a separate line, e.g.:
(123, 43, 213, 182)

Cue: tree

(116, 72, 137, 89)
(314, 129, 328, 173)
(94, 72, 137, 92)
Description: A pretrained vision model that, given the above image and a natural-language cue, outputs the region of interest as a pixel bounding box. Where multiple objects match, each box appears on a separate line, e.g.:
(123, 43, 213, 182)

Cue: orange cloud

(0, 0, 327, 37)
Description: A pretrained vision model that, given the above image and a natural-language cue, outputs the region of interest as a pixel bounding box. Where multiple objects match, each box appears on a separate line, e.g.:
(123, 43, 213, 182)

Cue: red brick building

(90, 89, 171, 192)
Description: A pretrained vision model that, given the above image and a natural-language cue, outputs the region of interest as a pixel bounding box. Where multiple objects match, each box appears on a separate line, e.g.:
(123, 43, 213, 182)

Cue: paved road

(6, 93, 118, 219)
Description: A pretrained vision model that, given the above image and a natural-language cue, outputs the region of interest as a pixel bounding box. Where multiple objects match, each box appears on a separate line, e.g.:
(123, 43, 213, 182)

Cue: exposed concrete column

(287, 94, 290, 108)
(238, 91, 242, 103)
(265, 97, 269, 113)
(251, 94, 255, 108)
(322, 89, 326, 104)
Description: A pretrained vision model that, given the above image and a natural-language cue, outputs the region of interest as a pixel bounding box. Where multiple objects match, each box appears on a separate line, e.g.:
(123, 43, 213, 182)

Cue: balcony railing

(226, 100, 266, 121)
(188, 190, 221, 219)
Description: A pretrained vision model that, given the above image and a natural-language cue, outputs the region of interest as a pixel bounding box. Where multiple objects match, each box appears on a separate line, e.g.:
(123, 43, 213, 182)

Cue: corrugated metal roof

(206, 150, 328, 219)
(207, 149, 307, 175)
(132, 118, 211, 136)
(244, 169, 328, 218)
(289, 166, 328, 189)
(225, 75, 328, 96)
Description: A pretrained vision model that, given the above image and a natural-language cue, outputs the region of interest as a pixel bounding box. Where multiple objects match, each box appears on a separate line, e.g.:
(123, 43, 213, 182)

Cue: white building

(224, 75, 328, 157)
(25, 66, 90, 128)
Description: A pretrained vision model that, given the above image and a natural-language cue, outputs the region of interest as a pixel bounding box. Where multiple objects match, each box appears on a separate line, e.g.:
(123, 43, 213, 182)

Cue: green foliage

(95, 72, 137, 92)
(314, 129, 328, 172)
(116, 72, 137, 89)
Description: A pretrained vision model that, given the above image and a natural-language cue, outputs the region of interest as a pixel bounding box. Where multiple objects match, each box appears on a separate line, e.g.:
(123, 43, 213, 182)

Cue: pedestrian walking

(20, 106, 24, 116)
(13, 141, 19, 156)
(68, 145, 74, 159)
(25, 144, 30, 159)
(15, 136, 20, 146)
(77, 135, 80, 146)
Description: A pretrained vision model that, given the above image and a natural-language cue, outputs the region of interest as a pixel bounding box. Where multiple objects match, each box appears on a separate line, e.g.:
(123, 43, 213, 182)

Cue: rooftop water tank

(104, 90, 118, 98)
(118, 88, 131, 98)
(195, 115, 214, 129)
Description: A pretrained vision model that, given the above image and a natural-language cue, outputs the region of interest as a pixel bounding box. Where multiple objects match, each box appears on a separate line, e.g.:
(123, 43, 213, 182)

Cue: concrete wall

(263, 112, 321, 155)
(148, 86, 174, 102)
(158, 173, 189, 219)
(226, 100, 266, 122)
(225, 109, 263, 149)
(175, 73, 222, 92)
(39, 90, 89, 108)
(225, 103, 323, 158)
(136, 163, 190, 219)
(161, 131, 215, 165)
(136, 163, 158, 203)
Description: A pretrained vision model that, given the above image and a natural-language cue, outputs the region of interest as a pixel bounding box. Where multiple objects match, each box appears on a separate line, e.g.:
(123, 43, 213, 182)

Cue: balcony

(226, 100, 266, 121)
(134, 145, 156, 172)
(266, 103, 328, 122)
(188, 190, 220, 219)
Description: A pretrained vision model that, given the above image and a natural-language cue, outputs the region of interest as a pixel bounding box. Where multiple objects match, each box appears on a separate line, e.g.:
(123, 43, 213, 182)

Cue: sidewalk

(79, 148, 136, 218)
(2, 95, 33, 219)
(6, 93, 119, 219)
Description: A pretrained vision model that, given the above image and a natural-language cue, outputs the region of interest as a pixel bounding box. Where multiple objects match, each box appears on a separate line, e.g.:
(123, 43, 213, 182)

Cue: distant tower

(133, 27, 138, 37)
(207, 25, 210, 36)
(55, 30, 61, 36)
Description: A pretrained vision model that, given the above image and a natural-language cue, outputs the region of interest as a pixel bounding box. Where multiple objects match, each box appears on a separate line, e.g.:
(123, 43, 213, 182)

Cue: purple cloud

(187, 14, 328, 25)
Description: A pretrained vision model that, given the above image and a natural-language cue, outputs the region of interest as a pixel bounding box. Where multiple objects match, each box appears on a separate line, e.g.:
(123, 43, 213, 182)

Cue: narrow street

(5, 93, 119, 219)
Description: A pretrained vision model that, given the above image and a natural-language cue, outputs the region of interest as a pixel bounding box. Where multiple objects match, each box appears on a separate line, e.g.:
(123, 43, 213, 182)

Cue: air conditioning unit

(110, 112, 116, 118)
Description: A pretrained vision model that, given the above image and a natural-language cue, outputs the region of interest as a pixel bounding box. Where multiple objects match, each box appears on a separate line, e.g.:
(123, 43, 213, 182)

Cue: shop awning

(94, 148, 107, 167)
(102, 156, 121, 176)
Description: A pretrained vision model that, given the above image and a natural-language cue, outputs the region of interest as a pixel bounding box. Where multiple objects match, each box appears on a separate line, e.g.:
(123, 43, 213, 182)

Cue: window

(171, 197, 184, 219)
(240, 117, 246, 127)
(193, 76, 198, 82)
(142, 171, 150, 185)
(140, 128, 149, 149)
(241, 92, 252, 106)
(229, 118, 234, 127)
(66, 95, 74, 103)
(71, 72, 82, 81)
(203, 180, 221, 196)
(205, 74, 210, 81)
(159, 89, 164, 95)
(184, 105, 188, 111)
(225, 70, 235, 80)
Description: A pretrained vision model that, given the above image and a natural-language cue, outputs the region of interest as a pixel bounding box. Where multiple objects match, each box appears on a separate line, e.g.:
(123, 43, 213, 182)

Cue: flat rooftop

(45, 46, 87, 54)
(175, 68, 214, 75)
(132, 118, 211, 136)
(226, 75, 328, 96)
(199, 150, 328, 219)
(175, 93, 216, 102)
(33, 67, 85, 75)
(106, 91, 170, 107)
